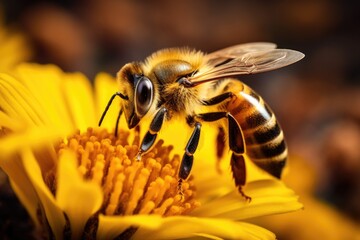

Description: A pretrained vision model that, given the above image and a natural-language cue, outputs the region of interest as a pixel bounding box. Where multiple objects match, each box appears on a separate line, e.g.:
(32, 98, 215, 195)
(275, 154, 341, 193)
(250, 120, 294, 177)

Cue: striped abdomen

(225, 81, 287, 178)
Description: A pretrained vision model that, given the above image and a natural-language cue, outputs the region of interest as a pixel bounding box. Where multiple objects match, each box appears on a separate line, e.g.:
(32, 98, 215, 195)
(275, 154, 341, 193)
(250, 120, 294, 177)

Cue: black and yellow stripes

(226, 81, 287, 178)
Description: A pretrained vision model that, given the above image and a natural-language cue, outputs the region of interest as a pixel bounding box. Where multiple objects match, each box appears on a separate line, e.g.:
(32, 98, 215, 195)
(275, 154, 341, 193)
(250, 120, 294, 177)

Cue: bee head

(117, 63, 155, 129)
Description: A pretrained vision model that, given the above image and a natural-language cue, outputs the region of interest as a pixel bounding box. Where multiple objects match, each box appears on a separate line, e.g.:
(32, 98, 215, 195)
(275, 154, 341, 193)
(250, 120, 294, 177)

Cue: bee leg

(216, 127, 226, 174)
(228, 114, 251, 202)
(202, 93, 235, 173)
(178, 122, 201, 196)
(202, 92, 234, 106)
(231, 153, 250, 201)
(196, 112, 251, 201)
(136, 107, 167, 161)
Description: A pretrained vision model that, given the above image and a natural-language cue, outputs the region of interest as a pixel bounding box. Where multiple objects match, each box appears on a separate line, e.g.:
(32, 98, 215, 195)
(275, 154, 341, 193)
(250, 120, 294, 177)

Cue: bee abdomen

(245, 128, 287, 178)
(227, 83, 287, 178)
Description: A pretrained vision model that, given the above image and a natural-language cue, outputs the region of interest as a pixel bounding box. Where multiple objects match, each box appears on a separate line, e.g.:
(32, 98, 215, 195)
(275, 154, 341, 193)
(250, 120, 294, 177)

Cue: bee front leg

(136, 107, 167, 160)
(197, 112, 251, 201)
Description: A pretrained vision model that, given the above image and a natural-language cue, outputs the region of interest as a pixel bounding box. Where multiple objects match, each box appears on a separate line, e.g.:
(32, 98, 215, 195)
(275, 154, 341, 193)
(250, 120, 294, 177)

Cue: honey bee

(99, 42, 304, 199)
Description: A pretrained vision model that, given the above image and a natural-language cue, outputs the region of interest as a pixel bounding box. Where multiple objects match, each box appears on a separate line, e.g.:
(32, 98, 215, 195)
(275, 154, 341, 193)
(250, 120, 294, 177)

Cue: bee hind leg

(196, 112, 251, 201)
(201, 92, 234, 174)
(228, 113, 251, 202)
(231, 153, 251, 202)
(215, 126, 226, 174)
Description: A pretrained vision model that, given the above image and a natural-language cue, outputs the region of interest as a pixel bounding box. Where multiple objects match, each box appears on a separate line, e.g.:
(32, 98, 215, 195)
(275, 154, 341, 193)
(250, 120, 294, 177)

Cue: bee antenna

(114, 109, 122, 137)
(98, 92, 128, 127)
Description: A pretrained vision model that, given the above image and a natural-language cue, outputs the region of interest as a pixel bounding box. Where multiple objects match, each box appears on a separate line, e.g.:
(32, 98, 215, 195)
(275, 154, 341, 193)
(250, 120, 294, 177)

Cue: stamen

(49, 127, 199, 219)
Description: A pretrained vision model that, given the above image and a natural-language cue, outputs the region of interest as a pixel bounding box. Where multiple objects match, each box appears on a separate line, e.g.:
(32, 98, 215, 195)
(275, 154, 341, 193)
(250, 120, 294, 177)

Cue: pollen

(50, 127, 200, 217)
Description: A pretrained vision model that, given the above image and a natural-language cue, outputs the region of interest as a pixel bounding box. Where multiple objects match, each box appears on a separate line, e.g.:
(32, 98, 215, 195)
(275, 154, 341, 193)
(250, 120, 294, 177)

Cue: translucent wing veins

(188, 45, 304, 85)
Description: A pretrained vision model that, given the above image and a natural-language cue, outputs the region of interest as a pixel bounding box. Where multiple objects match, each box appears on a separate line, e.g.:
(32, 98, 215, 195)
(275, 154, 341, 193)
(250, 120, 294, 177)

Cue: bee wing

(205, 42, 277, 66)
(188, 46, 304, 85)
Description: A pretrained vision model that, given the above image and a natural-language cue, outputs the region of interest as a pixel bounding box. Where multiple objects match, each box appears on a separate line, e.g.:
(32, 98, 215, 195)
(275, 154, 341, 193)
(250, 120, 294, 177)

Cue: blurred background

(0, 0, 359, 239)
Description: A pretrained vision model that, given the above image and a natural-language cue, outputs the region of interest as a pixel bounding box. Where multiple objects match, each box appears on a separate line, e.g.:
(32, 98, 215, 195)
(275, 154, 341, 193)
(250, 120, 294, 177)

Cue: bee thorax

(160, 84, 200, 116)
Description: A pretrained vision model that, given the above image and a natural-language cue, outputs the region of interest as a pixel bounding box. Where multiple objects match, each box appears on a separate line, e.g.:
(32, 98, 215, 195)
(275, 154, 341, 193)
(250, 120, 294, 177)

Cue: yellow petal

(192, 179, 302, 220)
(192, 233, 223, 240)
(21, 148, 66, 240)
(0, 126, 68, 159)
(14, 64, 75, 131)
(0, 128, 66, 232)
(192, 153, 273, 204)
(56, 150, 103, 240)
(0, 73, 46, 126)
(0, 154, 41, 228)
(133, 216, 275, 240)
(62, 72, 96, 131)
(254, 194, 360, 240)
(0, 110, 23, 131)
(97, 214, 163, 240)
(192, 163, 234, 203)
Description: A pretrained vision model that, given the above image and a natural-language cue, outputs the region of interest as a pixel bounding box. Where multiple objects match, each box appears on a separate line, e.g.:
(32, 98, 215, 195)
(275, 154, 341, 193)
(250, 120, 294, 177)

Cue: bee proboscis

(99, 42, 304, 200)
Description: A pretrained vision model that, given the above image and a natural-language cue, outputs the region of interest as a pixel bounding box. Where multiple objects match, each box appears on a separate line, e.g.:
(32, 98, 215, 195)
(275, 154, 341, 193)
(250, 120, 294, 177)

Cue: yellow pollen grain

(141, 181, 158, 207)
(153, 177, 167, 206)
(153, 197, 174, 215)
(91, 154, 105, 185)
(53, 128, 200, 218)
(161, 163, 176, 178)
(106, 173, 125, 215)
(166, 206, 182, 216)
(147, 159, 162, 183)
(80, 148, 90, 176)
(124, 162, 143, 191)
(103, 156, 121, 197)
(124, 168, 150, 215)
(138, 201, 155, 215)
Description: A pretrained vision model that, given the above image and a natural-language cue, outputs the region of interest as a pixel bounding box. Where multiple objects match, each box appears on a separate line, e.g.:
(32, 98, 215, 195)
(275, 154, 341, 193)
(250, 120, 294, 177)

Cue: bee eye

(135, 76, 154, 116)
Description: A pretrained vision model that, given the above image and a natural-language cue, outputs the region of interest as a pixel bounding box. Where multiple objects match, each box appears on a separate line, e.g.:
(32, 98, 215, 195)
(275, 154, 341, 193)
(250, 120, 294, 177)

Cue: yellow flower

(252, 156, 360, 240)
(0, 63, 302, 239)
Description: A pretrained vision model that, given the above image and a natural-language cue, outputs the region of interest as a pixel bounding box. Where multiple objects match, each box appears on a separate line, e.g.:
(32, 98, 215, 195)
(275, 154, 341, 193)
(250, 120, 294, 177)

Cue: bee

(99, 42, 304, 200)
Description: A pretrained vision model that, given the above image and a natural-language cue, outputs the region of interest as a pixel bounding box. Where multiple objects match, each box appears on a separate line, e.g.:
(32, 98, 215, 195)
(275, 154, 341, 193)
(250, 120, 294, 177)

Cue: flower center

(51, 127, 199, 217)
